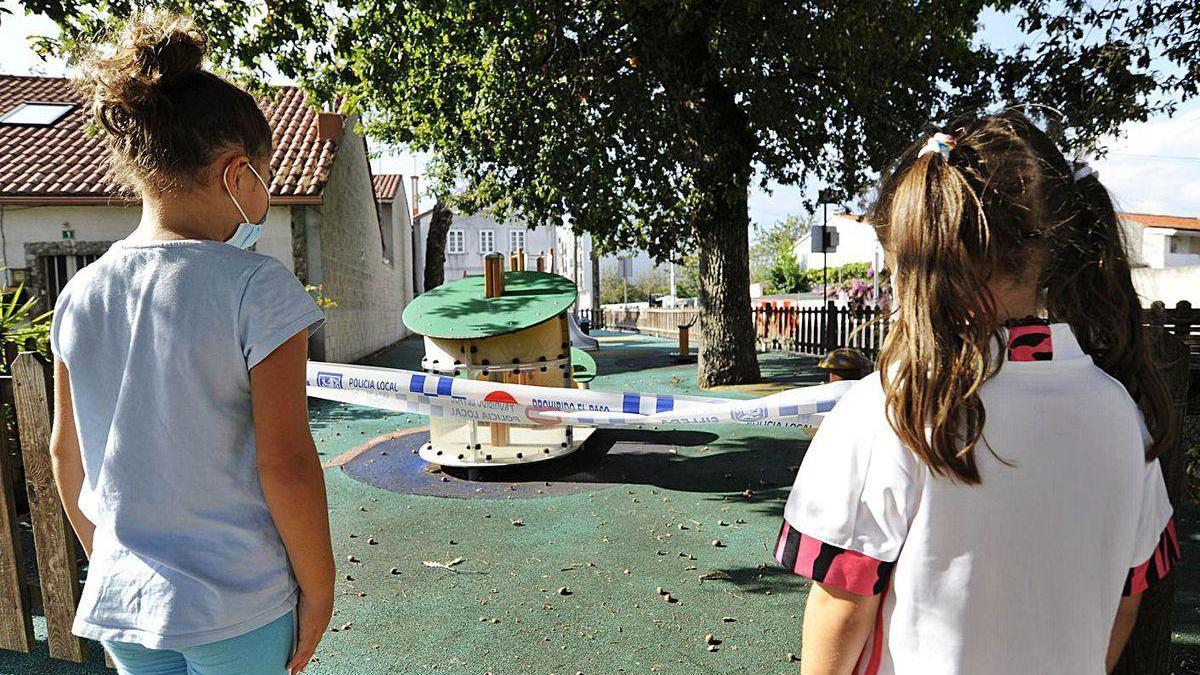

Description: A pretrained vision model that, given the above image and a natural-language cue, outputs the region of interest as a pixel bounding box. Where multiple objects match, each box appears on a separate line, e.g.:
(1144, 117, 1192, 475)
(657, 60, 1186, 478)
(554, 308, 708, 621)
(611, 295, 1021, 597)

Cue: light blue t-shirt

(50, 239, 324, 649)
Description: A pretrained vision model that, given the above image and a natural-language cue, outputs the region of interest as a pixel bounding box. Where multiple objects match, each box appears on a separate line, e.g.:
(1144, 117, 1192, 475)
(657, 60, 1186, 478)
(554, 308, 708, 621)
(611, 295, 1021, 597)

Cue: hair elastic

(1072, 162, 1095, 182)
(917, 132, 957, 162)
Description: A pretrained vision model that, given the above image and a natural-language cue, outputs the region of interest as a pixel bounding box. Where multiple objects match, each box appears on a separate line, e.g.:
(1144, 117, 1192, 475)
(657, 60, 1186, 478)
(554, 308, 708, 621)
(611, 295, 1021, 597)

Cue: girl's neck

(130, 190, 231, 243)
(988, 274, 1043, 323)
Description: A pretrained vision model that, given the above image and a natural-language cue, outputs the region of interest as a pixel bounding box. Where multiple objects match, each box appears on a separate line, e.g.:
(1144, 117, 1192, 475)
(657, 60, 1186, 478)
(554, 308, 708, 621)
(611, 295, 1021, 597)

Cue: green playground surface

(6, 331, 1199, 674)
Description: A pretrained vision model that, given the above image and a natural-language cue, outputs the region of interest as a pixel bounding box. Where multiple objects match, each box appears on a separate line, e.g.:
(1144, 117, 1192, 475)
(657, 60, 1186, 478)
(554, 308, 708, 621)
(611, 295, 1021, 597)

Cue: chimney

(411, 176, 419, 218)
(316, 112, 343, 142)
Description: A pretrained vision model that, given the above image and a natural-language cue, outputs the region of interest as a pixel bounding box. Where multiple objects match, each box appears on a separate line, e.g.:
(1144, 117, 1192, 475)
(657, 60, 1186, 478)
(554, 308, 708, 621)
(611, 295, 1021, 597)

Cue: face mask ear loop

(222, 163, 252, 223)
(245, 162, 270, 197)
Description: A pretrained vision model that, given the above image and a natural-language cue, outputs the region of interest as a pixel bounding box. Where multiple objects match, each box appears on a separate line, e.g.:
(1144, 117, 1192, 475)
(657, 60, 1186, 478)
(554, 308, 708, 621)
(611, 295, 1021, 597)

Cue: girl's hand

(287, 590, 333, 674)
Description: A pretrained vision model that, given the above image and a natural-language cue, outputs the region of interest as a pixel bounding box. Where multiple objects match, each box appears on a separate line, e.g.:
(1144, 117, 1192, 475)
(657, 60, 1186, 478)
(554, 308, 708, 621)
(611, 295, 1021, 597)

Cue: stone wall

(313, 123, 413, 363)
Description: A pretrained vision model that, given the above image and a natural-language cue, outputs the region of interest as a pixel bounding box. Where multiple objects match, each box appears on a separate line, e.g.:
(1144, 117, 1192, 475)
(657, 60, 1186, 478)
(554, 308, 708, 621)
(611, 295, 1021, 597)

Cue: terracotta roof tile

(373, 173, 402, 202)
(0, 74, 341, 203)
(1119, 212, 1200, 232)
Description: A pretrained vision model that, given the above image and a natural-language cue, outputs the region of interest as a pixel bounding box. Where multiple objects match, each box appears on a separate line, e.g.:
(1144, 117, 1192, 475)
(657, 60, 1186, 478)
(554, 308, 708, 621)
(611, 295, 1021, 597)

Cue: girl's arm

(800, 582, 880, 675)
(49, 359, 94, 556)
(1107, 593, 1141, 672)
(250, 331, 334, 675)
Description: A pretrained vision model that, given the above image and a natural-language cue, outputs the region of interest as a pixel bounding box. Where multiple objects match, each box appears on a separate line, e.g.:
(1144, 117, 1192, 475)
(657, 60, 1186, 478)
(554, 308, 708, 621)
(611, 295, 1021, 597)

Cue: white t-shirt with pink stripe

(777, 323, 1176, 674)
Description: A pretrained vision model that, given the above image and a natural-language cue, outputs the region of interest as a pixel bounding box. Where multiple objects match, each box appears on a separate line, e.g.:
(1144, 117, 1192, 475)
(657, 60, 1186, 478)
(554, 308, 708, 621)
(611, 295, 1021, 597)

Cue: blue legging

(102, 611, 294, 675)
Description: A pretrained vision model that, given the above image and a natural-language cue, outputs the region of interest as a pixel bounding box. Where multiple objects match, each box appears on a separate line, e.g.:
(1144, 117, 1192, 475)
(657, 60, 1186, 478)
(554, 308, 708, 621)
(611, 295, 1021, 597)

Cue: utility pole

(822, 201, 828, 306)
(669, 262, 676, 308)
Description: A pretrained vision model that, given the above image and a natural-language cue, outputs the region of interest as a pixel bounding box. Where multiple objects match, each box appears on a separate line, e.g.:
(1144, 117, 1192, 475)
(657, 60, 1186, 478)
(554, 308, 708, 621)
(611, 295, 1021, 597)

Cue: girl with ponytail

(48, 11, 333, 674)
(774, 112, 1176, 674)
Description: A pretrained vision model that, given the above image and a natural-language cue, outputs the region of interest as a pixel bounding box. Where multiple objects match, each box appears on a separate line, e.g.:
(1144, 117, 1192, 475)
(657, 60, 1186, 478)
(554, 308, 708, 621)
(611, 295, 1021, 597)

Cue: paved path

(5, 331, 1197, 673)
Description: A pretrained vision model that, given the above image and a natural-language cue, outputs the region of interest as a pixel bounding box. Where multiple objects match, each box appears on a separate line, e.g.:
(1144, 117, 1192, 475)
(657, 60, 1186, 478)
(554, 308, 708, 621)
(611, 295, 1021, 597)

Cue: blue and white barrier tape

(306, 361, 852, 429)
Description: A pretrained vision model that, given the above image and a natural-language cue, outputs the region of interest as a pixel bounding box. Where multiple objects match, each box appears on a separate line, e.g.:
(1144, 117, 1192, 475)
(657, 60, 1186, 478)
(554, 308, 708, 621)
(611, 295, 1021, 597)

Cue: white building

(1120, 212, 1200, 269)
(412, 208, 559, 287)
(792, 213, 884, 271)
(1120, 212, 1200, 306)
(0, 75, 415, 363)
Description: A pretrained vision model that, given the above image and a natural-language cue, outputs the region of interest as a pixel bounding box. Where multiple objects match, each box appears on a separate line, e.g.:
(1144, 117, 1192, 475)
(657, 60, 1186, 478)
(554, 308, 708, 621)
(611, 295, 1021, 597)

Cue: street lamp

(814, 189, 840, 351)
(814, 189, 840, 305)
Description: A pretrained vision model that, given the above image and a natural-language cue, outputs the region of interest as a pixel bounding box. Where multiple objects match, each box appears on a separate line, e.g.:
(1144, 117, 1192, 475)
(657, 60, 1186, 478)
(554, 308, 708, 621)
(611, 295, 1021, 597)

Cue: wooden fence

(594, 300, 1198, 368)
(752, 302, 888, 358)
(0, 352, 98, 666)
(595, 302, 887, 358)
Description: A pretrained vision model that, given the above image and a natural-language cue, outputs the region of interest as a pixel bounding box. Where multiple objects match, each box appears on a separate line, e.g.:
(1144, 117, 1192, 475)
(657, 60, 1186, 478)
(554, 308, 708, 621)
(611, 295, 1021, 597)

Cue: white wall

(793, 214, 882, 271)
(0, 203, 138, 275)
(256, 206, 298, 272)
(1132, 265, 1200, 305)
(0, 203, 295, 281)
(556, 228, 595, 310)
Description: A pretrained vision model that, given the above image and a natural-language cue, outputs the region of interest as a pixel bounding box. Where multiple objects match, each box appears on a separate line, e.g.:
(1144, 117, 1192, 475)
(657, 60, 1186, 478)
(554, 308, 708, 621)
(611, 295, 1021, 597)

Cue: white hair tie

(917, 132, 957, 162)
(1072, 163, 1095, 182)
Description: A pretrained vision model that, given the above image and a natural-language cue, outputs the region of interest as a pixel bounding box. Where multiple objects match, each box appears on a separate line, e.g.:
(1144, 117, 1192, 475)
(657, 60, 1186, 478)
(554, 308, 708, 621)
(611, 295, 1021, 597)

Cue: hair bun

(136, 15, 208, 83)
(81, 10, 208, 133)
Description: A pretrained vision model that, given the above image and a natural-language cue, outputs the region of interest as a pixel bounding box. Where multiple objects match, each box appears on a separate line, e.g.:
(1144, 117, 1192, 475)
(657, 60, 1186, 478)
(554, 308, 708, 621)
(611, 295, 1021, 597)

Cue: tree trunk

(694, 180, 760, 387)
(687, 72, 760, 387)
(423, 199, 453, 291)
(629, 8, 761, 387)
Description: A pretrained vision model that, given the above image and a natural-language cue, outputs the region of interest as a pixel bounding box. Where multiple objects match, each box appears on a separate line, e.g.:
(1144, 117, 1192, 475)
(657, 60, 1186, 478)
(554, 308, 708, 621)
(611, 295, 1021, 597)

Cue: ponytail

(1043, 166, 1175, 459)
(872, 110, 1172, 484)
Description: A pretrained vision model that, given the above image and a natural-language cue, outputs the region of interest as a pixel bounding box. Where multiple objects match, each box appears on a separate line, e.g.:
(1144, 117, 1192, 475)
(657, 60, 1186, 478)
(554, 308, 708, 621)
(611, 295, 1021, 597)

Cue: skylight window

(0, 102, 75, 126)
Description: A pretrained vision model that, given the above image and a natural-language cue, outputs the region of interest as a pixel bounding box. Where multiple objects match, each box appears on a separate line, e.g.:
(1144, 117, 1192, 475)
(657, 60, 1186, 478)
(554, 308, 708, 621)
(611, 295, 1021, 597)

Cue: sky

(2, 1, 1197, 222)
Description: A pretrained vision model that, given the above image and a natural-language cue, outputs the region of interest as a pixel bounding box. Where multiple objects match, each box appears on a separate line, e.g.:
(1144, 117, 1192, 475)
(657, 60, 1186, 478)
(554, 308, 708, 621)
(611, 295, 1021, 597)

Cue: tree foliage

(18, 0, 1196, 384)
(751, 214, 811, 290)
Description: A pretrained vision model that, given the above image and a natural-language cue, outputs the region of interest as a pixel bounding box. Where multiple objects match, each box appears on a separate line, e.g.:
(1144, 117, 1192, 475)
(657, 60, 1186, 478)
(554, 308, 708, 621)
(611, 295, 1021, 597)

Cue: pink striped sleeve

(775, 520, 895, 596)
(1124, 518, 1180, 596)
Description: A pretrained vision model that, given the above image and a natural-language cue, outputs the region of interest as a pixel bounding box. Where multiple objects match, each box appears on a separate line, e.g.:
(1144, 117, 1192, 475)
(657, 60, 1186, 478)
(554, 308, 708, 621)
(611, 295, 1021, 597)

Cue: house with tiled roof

(372, 173, 418, 305)
(0, 74, 414, 362)
(1119, 212, 1200, 269)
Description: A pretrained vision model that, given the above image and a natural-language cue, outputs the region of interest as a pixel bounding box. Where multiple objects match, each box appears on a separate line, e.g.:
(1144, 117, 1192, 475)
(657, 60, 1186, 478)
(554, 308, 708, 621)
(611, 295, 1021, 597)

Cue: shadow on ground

(342, 426, 811, 501)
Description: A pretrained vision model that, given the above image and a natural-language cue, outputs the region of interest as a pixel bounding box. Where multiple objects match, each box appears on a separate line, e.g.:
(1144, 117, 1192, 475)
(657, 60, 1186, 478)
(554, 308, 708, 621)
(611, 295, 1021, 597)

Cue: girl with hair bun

(49, 10, 333, 674)
(774, 112, 1177, 674)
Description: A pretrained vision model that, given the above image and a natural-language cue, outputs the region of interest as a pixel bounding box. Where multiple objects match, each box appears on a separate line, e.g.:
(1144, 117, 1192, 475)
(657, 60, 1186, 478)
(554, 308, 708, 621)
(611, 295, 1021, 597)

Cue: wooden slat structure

(0, 374, 33, 653)
(10, 353, 87, 663)
(1114, 304, 1197, 674)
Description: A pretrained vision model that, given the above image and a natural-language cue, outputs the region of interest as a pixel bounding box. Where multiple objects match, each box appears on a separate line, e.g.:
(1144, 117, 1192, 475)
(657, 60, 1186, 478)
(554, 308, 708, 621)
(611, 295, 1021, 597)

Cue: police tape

(306, 361, 852, 429)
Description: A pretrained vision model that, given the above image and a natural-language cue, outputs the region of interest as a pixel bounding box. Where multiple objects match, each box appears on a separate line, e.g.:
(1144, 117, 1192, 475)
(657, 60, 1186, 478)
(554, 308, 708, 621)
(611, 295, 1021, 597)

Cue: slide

(568, 312, 600, 351)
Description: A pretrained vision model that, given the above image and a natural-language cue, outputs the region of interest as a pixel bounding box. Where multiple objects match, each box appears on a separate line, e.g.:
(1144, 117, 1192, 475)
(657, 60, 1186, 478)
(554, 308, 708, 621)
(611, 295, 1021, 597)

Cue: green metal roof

(402, 271, 578, 339)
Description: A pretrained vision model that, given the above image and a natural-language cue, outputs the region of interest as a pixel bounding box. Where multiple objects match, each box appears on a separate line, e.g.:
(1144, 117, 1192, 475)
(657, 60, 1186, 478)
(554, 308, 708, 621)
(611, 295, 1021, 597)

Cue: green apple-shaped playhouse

(401, 252, 596, 468)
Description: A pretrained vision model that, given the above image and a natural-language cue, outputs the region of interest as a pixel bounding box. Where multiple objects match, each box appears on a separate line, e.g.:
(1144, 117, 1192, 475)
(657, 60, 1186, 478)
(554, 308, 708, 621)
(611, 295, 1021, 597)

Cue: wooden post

(482, 255, 510, 447)
(484, 252, 505, 299)
(678, 325, 689, 360)
(0, 373, 33, 653)
(536, 253, 545, 272)
(1112, 317, 1191, 674)
(11, 353, 87, 663)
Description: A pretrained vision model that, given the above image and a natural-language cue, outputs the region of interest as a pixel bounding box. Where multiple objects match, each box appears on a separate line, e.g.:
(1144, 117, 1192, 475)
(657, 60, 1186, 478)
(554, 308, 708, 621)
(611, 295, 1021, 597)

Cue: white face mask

(223, 163, 270, 249)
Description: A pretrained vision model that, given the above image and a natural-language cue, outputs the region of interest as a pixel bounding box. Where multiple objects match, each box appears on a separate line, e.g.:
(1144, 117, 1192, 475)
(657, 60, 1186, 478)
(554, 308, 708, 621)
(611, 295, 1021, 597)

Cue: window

(509, 229, 526, 252)
(479, 229, 495, 253)
(447, 229, 465, 254)
(0, 102, 74, 126)
(41, 253, 100, 308)
(1169, 234, 1200, 255)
